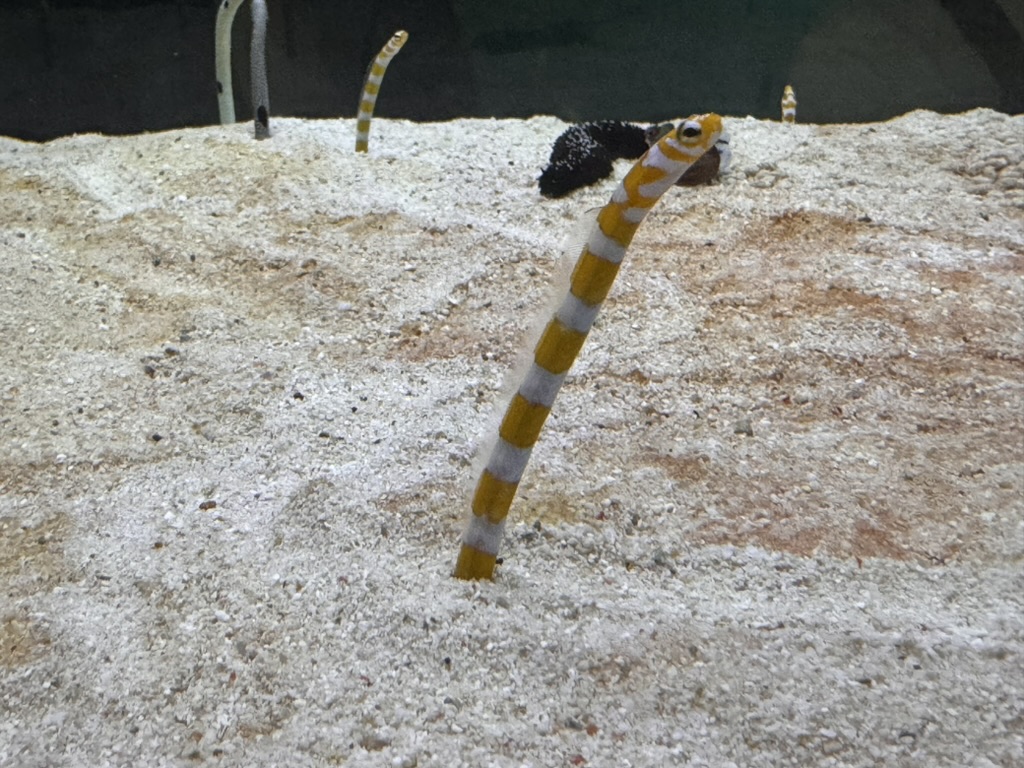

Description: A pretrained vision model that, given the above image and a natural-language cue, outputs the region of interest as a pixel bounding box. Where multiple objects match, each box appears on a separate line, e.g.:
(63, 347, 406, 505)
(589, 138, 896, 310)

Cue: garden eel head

(648, 113, 727, 186)
(675, 113, 724, 151)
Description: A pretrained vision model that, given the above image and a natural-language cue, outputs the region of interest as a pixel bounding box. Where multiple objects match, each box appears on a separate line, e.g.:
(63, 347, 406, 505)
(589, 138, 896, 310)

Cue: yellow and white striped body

(355, 31, 408, 153)
(454, 113, 725, 580)
(781, 85, 797, 123)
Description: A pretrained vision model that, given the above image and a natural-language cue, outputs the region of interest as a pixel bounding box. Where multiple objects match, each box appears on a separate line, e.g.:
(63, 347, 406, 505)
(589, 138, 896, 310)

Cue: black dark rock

(538, 119, 724, 198)
(538, 121, 646, 198)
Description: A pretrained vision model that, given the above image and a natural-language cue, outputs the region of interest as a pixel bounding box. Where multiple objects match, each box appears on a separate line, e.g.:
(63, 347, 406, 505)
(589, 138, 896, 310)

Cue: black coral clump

(538, 121, 648, 198)
(538, 119, 729, 198)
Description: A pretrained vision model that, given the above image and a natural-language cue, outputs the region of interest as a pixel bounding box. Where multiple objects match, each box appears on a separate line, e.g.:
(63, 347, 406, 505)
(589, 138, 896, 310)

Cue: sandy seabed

(0, 110, 1022, 767)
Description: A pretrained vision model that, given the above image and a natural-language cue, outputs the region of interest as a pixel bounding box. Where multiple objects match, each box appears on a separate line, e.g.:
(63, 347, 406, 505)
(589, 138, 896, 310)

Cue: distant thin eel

(453, 113, 725, 580)
(215, 0, 247, 124)
(782, 85, 797, 123)
(251, 0, 270, 139)
(355, 31, 409, 153)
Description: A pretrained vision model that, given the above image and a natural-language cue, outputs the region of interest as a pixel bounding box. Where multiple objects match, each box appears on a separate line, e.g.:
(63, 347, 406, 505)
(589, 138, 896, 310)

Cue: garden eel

(454, 112, 725, 580)
(782, 85, 797, 123)
(215, 0, 247, 124)
(251, 0, 270, 139)
(355, 31, 409, 152)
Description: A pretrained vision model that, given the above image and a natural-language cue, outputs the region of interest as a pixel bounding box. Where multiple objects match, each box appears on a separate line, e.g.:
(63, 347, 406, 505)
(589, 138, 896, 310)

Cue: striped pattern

(782, 85, 797, 123)
(355, 31, 409, 153)
(454, 113, 725, 580)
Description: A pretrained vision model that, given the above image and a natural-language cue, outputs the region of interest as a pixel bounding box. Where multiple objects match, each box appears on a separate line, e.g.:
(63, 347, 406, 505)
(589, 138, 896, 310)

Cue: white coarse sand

(0, 110, 1022, 768)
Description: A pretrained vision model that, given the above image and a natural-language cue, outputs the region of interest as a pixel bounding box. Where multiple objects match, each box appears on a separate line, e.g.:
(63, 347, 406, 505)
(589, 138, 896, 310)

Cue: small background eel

(782, 85, 797, 123)
(214, 0, 247, 125)
(355, 31, 409, 153)
(251, 0, 270, 139)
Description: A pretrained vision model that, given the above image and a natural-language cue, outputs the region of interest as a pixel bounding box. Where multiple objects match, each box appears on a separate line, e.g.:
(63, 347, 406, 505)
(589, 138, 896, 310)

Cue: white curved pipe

(215, 0, 247, 124)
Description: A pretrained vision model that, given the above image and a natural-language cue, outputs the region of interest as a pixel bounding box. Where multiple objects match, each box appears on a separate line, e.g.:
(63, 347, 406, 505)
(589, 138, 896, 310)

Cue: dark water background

(2, 0, 1021, 141)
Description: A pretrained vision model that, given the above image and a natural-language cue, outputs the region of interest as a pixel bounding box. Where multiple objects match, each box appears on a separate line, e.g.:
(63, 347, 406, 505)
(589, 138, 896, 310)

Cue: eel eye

(681, 123, 701, 138)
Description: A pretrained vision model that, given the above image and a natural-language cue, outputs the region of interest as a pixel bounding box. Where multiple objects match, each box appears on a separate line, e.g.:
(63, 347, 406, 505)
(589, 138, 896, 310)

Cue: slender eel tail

(355, 30, 409, 153)
(251, 0, 270, 139)
(214, 0, 247, 125)
(454, 113, 724, 580)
